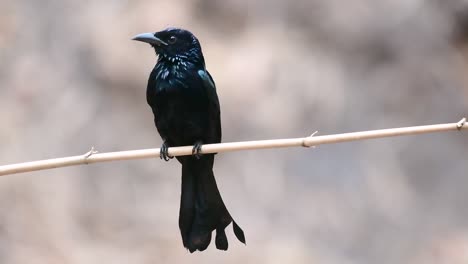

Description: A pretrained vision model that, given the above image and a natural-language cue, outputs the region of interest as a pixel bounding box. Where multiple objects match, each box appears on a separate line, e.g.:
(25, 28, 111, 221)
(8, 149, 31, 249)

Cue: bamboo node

(456, 118, 466, 130)
(83, 147, 98, 163)
(302, 131, 318, 148)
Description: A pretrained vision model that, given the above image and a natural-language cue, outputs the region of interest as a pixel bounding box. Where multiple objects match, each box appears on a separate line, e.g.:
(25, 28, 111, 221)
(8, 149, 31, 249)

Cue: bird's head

(132, 27, 204, 64)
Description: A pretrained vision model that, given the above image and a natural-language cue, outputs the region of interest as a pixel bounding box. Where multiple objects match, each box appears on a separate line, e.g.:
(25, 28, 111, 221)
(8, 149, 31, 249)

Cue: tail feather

(179, 161, 196, 250)
(233, 221, 246, 244)
(178, 155, 245, 252)
(215, 228, 228, 250)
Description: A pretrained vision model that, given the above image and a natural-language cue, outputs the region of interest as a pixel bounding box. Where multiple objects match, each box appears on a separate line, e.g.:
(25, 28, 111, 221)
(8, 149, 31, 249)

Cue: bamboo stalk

(0, 118, 466, 176)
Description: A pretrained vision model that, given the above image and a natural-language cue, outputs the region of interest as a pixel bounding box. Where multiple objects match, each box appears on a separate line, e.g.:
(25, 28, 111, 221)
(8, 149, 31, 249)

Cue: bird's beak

(132, 32, 168, 46)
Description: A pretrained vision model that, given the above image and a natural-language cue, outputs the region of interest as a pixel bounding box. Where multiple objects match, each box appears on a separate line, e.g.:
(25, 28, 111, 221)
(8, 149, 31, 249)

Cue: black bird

(132, 28, 245, 252)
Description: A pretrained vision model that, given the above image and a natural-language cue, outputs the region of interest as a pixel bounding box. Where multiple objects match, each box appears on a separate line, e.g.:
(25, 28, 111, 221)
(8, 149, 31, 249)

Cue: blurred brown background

(1, 0, 468, 263)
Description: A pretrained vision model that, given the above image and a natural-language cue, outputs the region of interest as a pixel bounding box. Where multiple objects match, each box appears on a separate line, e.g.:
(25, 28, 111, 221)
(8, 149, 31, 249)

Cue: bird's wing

(198, 69, 222, 143)
(146, 67, 158, 108)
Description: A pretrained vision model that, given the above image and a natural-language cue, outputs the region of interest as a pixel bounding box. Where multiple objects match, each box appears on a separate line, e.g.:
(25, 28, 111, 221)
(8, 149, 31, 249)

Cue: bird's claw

(160, 142, 174, 161)
(192, 141, 203, 159)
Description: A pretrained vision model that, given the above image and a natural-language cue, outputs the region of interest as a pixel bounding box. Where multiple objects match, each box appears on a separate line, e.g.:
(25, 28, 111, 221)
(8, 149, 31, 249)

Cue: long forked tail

(178, 155, 245, 252)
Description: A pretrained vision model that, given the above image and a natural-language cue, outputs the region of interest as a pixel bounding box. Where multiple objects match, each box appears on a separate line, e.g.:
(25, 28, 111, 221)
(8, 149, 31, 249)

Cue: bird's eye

(168, 36, 177, 44)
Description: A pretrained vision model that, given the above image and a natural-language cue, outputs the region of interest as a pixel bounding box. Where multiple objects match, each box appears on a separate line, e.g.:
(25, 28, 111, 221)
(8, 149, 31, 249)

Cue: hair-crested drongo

(133, 27, 245, 253)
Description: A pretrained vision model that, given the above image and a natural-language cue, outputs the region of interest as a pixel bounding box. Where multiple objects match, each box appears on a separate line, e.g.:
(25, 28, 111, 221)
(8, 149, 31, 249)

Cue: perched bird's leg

(160, 141, 174, 161)
(192, 141, 203, 159)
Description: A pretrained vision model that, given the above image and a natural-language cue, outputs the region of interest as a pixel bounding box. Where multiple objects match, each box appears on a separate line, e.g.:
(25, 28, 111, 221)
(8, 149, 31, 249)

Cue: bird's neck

(157, 48, 205, 67)
(155, 53, 205, 81)
(158, 55, 201, 67)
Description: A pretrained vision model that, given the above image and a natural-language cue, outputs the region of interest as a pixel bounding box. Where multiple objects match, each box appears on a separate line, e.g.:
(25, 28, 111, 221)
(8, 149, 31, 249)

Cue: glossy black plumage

(133, 28, 245, 252)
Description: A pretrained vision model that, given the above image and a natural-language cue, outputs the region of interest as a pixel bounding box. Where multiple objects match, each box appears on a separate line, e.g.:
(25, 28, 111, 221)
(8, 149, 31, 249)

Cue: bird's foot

(192, 141, 203, 159)
(160, 141, 174, 161)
